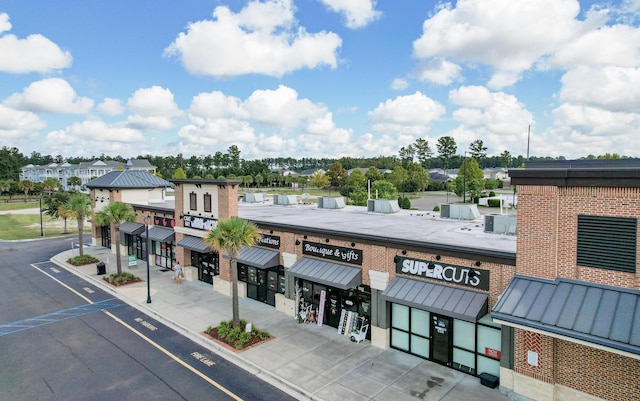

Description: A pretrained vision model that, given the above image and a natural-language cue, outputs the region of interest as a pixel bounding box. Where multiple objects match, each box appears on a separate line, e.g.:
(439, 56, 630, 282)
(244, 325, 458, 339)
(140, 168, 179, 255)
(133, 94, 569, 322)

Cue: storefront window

(152, 240, 174, 269)
(453, 320, 476, 351)
(391, 303, 409, 331)
(389, 302, 501, 378)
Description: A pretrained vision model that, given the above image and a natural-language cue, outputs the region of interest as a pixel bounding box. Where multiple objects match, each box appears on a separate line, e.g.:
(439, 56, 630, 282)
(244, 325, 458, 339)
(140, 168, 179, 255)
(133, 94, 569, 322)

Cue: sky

(1, 0, 639, 162)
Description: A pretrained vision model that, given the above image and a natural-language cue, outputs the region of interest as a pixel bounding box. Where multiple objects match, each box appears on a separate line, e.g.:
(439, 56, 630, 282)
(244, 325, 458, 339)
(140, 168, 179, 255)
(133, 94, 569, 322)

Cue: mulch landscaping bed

(203, 327, 274, 353)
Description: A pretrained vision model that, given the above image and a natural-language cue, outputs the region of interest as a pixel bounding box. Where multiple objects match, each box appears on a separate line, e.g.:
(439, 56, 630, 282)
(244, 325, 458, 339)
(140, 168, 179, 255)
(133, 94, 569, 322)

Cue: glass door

(431, 314, 452, 366)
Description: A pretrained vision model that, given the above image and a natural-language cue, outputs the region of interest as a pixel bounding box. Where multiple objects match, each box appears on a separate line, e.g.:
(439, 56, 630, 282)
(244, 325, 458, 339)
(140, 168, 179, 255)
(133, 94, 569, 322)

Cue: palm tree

(67, 193, 92, 256)
(58, 205, 74, 234)
(18, 180, 34, 202)
(94, 201, 136, 275)
(67, 176, 82, 192)
(204, 217, 260, 328)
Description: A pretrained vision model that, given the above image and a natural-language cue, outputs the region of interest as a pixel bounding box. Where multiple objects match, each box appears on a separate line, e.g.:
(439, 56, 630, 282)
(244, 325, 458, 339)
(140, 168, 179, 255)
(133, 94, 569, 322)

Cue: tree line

(0, 138, 631, 199)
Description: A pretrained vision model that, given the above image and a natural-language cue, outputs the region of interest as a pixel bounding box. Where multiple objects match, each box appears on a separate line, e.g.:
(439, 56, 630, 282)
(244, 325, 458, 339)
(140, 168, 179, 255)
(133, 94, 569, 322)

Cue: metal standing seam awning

(140, 227, 175, 242)
(236, 247, 280, 269)
(492, 274, 640, 357)
(381, 277, 488, 322)
(119, 222, 145, 235)
(177, 236, 211, 253)
(287, 257, 362, 290)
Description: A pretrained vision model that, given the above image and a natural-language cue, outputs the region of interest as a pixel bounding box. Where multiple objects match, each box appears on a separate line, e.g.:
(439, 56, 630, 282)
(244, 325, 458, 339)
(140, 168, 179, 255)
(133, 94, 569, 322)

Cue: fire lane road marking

(103, 311, 240, 401)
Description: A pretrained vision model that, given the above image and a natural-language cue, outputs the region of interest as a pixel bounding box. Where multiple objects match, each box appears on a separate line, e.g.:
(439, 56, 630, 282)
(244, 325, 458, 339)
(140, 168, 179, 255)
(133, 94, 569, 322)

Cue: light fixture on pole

(144, 215, 152, 304)
(463, 151, 467, 204)
(39, 192, 44, 237)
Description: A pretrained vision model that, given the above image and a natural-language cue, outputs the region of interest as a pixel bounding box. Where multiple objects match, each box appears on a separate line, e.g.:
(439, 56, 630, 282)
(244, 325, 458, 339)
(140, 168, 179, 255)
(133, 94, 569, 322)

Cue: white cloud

(126, 86, 182, 131)
(97, 98, 124, 116)
(368, 91, 445, 135)
(178, 118, 256, 147)
(0, 13, 11, 33)
(0, 13, 72, 73)
(189, 91, 243, 119)
(412, 0, 588, 88)
(559, 66, 640, 113)
(0, 104, 46, 139)
(550, 24, 640, 68)
(414, 58, 462, 85)
(390, 78, 408, 90)
(242, 85, 325, 128)
(3, 78, 93, 114)
(447, 86, 533, 154)
(43, 120, 145, 157)
(319, 0, 382, 29)
(163, 0, 342, 77)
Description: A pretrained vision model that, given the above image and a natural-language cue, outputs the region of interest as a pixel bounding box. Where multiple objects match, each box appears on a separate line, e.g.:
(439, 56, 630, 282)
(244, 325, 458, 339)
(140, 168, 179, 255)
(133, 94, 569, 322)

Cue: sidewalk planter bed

(103, 272, 142, 286)
(67, 254, 100, 266)
(204, 320, 273, 352)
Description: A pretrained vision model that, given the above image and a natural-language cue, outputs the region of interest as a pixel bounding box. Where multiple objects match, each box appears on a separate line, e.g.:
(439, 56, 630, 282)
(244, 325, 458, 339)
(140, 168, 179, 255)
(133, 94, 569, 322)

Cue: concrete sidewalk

(52, 245, 508, 401)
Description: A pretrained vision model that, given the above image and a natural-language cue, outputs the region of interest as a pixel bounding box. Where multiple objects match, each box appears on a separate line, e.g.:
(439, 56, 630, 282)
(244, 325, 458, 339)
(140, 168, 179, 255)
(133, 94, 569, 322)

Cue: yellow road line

(103, 310, 243, 401)
(30, 263, 93, 304)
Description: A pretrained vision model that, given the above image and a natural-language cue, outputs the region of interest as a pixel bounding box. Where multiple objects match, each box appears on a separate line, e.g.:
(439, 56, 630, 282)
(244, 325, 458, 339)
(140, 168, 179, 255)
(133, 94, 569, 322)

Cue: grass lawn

(0, 213, 89, 240)
(0, 201, 39, 211)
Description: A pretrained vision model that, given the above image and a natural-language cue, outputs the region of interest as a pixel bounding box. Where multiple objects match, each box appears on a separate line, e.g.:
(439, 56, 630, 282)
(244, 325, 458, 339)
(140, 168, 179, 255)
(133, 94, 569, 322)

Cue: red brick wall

(513, 329, 555, 384)
(517, 185, 640, 288)
(556, 339, 640, 400)
(516, 186, 559, 279)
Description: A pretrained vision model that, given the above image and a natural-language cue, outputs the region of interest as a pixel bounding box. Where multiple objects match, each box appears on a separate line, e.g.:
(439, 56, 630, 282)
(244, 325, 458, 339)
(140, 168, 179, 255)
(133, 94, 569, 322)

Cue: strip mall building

(87, 160, 640, 401)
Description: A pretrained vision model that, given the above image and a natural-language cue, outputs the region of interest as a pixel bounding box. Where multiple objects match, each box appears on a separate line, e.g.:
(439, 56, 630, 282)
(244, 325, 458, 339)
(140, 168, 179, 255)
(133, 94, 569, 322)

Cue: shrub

(68, 254, 100, 266)
(205, 325, 213, 334)
(488, 198, 502, 208)
(433, 205, 440, 212)
(398, 196, 411, 209)
(234, 338, 247, 349)
(226, 327, 241, 342)
(217, 321, 231, 339)
(105, 272, 141, 286)
(258, 330, 270, 340)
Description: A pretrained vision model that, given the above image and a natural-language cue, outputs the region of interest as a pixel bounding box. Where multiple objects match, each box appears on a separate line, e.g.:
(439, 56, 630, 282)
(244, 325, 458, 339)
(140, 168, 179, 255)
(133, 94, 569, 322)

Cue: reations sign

(302, 241, 363, 265)
(259, 234, 280, 249)
(395, 257, 489, 290)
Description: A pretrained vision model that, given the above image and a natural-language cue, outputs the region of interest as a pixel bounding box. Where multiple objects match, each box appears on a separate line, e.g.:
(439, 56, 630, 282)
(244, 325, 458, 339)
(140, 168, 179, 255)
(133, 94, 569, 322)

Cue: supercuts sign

(395, 257, 489, 290)
(259, 234, 280, 249)
(303, 241, 363, 265)
(184, 215, 217, 231)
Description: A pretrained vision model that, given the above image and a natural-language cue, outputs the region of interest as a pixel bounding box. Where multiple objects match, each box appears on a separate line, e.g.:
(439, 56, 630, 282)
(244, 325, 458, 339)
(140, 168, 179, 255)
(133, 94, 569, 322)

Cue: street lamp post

(144, 215, 152, 304)
(463, 152, 467, 204)
(39, 193, 44, 237)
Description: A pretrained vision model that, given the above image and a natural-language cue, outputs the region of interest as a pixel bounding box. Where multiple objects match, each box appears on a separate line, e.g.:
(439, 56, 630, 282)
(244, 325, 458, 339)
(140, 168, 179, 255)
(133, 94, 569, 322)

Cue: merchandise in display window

(237, 264, 284, 307)
(296, 278, 371, 340)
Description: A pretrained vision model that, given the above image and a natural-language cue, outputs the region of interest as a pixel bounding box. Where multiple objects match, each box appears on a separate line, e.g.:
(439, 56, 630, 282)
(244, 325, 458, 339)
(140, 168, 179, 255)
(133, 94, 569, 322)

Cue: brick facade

(508, 164, 640, 401)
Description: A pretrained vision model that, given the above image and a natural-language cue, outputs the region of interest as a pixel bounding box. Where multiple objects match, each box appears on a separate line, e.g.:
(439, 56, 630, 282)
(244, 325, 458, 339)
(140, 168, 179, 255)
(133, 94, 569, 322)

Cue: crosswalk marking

(0, 298, 123, 337)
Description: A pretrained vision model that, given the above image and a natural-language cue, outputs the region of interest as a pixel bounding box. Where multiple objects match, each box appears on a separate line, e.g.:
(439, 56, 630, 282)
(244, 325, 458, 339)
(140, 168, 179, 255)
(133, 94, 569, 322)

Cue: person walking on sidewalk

(174, 261, 183, 284)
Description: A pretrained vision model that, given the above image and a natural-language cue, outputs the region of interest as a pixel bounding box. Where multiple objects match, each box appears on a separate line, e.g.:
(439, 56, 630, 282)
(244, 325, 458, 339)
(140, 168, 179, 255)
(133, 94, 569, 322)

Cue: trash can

(96, 262, 106, 275)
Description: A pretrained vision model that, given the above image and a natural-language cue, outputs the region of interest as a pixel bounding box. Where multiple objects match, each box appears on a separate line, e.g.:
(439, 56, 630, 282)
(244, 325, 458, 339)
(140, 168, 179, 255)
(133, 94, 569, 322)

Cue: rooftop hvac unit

(484, 214, 517, 235)
(318, 196, 345, 209)
(440, 204, 480, 220)
(243, 193, 264, 203)
(274, 194, 296, 205)
(368, 199, 400, 214)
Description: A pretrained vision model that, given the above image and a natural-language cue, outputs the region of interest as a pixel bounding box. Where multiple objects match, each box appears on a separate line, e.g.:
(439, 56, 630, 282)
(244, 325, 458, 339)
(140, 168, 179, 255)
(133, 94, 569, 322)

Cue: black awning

(492, 275, 640, 356)
(141, 227, 175, 243)
(236, 247, 280, 269)
(177, 236, 210, 253)
(119, 222, 144, 235)
(287, 257, 362, 289)
(382, 277, 488, 322)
